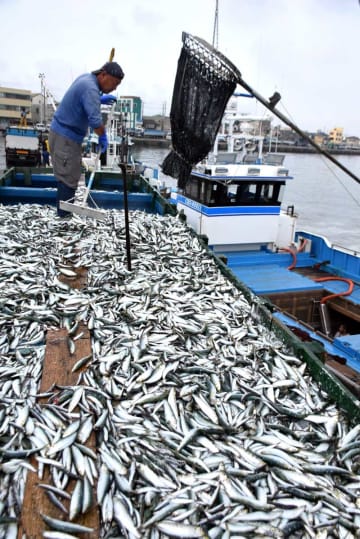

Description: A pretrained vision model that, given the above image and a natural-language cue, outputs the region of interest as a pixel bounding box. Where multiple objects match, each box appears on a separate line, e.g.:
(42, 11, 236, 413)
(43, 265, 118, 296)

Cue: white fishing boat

(82, 102, 144, 174)
(174, 96, 292, 247)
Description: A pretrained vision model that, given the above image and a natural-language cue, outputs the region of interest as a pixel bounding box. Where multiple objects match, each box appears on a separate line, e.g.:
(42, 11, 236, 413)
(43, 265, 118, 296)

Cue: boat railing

(331, 242, 360, 258)
(299, 230, 360, 258)
(0, 167, 16, 185)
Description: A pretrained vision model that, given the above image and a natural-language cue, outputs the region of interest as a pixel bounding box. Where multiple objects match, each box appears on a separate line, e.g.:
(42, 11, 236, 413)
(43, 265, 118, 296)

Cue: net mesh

(161, 32, 240, 188)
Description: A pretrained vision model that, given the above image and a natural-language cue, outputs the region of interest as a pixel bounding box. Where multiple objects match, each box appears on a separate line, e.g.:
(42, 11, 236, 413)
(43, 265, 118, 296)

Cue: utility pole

(38, 73, 46, 124)
(160, 102, 166, 131)
(212, 0, 219, 48)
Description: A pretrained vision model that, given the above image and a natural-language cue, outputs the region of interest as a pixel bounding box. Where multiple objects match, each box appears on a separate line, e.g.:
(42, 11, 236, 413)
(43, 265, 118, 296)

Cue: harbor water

(1, 136, 360, 252)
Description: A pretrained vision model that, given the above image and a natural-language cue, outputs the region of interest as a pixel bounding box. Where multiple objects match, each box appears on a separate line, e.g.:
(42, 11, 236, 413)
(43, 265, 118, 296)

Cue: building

(0, 86, 33, 129)
(143, 114, 171, 132)
(313, 131, 328, 147)
(345, 136, 360, 148)
(117, 96, 143, 131)
(328, 127, 344, 145)
(31, 93, 56, 126)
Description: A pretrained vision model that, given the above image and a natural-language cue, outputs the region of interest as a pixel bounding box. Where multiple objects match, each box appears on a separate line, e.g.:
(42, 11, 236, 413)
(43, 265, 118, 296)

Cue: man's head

(93, 61, 124, 93)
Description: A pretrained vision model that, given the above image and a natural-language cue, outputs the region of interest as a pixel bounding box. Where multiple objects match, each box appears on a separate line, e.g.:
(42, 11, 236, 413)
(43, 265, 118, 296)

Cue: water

(1, 136, 360, 251)
(134, 146, 360, 252)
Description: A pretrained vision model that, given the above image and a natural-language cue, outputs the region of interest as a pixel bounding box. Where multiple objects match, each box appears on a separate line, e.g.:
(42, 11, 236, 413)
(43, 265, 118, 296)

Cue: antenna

(212, 0, 219, 48)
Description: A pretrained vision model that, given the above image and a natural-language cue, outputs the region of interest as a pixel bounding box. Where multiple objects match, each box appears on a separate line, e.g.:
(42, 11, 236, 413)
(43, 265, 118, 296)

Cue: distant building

(143, 114, 171, 132)
(345, 136, 360, 148)
(0, 85, 33, 128)
(31, 93, 56, 125)
(328, 127, 344, 145)
(0, 85, 58, 130)
(117, 96, 143, 131)
(313, 131, 328, 146)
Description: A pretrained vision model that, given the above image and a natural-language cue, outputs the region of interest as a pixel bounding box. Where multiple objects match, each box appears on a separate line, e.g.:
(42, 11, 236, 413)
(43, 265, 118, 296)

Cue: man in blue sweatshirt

(49, 61, 124, 217)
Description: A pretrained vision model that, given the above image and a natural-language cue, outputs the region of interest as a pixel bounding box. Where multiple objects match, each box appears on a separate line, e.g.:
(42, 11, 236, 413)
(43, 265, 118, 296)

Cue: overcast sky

(1, 0, 359, 136)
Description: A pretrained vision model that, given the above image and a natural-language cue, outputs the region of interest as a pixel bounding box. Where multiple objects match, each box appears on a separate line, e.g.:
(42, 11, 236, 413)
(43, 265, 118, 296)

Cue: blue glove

(98, 133, 108, 154)
(100, 94, 117, 105)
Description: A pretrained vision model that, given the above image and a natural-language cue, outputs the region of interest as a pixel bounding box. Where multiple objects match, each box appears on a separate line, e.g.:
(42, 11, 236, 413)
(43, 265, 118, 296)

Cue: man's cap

(92, 61, 124, 80)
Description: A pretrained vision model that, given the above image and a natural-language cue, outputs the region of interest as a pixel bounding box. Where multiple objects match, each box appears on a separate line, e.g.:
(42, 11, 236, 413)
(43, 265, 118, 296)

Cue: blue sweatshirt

(51, 73, 102, 143)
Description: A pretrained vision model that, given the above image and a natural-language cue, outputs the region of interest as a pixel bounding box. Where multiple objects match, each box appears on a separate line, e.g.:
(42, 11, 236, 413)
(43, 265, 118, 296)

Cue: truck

(5, 126, 40, 167)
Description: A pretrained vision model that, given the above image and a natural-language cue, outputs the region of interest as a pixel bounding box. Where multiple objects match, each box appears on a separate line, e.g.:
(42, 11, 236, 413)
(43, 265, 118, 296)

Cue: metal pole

(119, 163, 132, 271)
(212, 0, 219, 49)
(38, 73, 45, 124)
(237, 76, 360, 185)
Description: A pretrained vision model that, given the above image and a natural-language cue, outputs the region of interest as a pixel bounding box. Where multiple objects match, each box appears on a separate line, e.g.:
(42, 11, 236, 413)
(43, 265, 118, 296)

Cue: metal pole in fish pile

(120, 162, 132, 271)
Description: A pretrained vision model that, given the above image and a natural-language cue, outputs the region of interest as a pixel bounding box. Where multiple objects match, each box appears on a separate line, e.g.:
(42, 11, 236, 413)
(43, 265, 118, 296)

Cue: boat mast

(212, 0, 219, 48)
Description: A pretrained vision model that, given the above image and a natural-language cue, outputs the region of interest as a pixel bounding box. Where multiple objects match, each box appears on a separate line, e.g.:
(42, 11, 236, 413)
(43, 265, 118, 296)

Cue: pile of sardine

(0, 203, 360, 539)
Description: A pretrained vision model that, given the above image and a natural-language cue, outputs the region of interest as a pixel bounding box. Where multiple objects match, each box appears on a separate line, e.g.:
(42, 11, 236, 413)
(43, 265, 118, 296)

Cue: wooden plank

(59, 266, 88, 290)
(265, 289, 323, 323)
(40, 324, 91, 390)
(18, 295, 100, 537)
(329, 296, 360, 322)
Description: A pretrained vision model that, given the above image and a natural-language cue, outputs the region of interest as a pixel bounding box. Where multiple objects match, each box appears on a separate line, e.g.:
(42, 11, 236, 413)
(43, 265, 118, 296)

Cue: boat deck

(230, 263, 322, 294)
(217, 248, 360, 379)
(220, 250, 360, 304)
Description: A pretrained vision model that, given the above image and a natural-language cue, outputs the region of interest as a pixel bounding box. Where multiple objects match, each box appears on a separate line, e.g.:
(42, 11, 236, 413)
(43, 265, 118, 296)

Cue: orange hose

(314, 276, 354, 304)
(297, 238, 308, 252)
(280, 239, 307, 270)
(280, 247, 297, 270)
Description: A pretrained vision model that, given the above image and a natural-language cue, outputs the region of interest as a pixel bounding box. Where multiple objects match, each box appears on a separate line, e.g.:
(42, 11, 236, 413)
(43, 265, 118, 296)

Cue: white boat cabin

(176, 155, 297, 253)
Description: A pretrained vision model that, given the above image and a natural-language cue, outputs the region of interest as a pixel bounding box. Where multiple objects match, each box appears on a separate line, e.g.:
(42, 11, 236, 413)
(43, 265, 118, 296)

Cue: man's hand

(98, 133, 108, 154)
(100, 94, 117, 105)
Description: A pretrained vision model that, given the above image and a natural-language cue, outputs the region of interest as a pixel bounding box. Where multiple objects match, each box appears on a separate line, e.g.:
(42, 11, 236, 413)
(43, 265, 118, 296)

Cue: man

(42, 137, 50, 166)
(49, 61, 124, 217)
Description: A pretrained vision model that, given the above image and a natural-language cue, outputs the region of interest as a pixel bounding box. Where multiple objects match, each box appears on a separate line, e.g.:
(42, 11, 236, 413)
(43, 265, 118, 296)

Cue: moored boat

(168, 99, 360, 395)
(82, 100, 144, 175)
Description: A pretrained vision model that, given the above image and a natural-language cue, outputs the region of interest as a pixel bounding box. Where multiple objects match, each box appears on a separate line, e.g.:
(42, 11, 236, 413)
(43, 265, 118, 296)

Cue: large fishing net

(161, 32, 240, 188)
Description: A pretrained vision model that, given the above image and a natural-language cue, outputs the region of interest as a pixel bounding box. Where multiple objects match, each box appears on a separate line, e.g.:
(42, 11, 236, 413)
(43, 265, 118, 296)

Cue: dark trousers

(57, 181, 75, 217)
(42, 151, 50, 166)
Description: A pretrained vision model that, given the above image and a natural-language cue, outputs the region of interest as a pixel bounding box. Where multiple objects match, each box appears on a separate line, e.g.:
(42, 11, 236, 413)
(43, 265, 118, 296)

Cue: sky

(0, 0, 359, 136)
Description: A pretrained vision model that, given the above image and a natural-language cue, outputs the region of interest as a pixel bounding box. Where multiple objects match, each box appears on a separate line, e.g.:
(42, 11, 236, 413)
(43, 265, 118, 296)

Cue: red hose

(279, 247, 297, 270)
(297, 238, 308, 252)
(314, 276, 354, 304)
(280, 239, 307, 270)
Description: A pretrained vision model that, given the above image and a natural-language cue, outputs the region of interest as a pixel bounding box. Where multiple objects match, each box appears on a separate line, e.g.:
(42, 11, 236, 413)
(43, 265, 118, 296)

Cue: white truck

(5, 126, 40, 167)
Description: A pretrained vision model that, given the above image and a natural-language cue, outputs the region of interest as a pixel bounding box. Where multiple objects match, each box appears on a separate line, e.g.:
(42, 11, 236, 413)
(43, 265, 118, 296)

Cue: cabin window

(185, 176, 285, 207)
(200, 181, 214, 205)
(185, 176, 201, 200)
(201, 181, 227, 206)
(235, 183, 257, 203)
(234, 182, 284, 205)
(247, 167, 261, 176)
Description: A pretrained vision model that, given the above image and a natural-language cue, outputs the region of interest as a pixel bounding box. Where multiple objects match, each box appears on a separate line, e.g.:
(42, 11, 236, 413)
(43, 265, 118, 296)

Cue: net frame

(161, 32, 241, 188)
